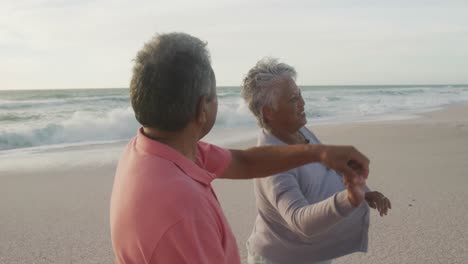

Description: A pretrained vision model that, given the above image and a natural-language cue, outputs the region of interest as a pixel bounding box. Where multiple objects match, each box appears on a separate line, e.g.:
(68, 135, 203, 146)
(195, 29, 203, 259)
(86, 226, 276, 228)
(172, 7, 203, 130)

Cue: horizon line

(1, 83, 467, 91)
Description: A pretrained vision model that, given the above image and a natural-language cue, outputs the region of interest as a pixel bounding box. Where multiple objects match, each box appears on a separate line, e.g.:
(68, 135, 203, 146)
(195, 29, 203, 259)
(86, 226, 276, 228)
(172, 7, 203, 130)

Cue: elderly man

(110, 33, 370, 264)
(242, 57, 391, 264)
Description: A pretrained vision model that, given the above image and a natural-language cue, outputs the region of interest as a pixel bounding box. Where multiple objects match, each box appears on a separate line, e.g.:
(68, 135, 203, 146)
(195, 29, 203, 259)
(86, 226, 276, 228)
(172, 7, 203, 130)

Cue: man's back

(110, 128, 240, 264)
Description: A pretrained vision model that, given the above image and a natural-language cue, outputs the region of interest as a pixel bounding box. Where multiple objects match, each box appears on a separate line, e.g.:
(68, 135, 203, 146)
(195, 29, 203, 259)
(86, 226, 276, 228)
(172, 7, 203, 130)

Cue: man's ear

(196, 96, 208, 124)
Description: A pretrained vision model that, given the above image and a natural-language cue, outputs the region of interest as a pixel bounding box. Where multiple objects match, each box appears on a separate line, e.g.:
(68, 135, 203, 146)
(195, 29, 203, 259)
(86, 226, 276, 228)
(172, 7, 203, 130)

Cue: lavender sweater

(247, 127, 370, 263)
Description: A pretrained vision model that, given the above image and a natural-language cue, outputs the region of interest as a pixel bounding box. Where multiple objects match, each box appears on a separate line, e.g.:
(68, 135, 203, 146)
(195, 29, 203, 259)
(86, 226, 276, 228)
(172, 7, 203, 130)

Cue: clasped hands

(320, 145, 391, 215)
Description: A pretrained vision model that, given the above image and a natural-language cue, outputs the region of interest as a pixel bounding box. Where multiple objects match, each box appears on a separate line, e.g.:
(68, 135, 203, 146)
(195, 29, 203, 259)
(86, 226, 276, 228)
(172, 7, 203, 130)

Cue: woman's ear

(196, 96, 208, 124)
(262, 105, 274, 123)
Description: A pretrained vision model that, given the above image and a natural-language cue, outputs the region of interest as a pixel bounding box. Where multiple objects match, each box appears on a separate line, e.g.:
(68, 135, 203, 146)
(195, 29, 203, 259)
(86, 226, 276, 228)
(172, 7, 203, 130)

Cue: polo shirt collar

(135, 128, 215, 186)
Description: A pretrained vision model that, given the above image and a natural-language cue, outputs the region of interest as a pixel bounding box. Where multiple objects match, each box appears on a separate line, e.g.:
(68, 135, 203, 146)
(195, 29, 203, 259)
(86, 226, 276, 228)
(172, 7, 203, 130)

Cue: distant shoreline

(2, 84, 468, 91)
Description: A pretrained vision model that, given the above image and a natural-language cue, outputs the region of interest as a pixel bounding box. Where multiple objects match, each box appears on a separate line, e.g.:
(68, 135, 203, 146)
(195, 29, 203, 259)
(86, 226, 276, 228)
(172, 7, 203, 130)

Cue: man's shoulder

(114, 139, 218, 213)
(111, 160, 212, 235)
(117, 137, 175, 172)
(196, 141, 228, 157)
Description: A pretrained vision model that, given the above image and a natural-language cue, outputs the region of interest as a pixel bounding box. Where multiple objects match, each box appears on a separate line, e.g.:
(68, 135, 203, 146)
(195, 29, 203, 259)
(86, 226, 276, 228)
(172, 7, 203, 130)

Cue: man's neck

(142, 126, 199, 161)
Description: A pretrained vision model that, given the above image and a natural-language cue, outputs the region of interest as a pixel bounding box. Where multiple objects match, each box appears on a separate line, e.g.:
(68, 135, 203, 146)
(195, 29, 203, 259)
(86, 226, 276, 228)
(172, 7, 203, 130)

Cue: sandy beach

(1, 104, 467, 264)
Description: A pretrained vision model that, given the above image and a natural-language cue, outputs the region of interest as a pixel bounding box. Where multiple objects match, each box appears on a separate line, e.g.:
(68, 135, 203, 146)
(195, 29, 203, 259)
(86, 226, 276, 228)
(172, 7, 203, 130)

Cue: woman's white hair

(241, 57, 297, 128)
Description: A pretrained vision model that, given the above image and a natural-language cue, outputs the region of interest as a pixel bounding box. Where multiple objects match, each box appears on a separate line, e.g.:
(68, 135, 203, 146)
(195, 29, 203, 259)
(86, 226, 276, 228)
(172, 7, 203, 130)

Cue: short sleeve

(150, 218, 226, 264)
(196, 141, 232, 176)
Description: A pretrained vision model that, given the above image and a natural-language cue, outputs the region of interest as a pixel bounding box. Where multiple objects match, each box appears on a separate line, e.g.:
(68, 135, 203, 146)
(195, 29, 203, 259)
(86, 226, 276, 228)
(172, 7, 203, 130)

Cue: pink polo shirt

(110, 128, 240, 264)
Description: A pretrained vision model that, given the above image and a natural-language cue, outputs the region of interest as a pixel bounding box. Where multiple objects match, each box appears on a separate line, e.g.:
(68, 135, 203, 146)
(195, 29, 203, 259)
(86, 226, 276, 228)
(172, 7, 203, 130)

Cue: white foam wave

(0, 107, 139, 151)
(215, 98, 256, 128)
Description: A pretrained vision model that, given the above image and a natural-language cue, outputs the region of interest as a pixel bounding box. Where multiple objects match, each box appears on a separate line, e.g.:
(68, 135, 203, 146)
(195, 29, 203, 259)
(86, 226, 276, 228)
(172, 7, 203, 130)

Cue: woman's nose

(299, 95, 305, 107)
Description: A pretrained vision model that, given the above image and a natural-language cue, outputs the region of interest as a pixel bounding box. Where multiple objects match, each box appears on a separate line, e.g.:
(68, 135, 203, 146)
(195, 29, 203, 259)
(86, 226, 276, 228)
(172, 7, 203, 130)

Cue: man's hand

(320, 145, 370, 183)
(365, 191, 391, 216)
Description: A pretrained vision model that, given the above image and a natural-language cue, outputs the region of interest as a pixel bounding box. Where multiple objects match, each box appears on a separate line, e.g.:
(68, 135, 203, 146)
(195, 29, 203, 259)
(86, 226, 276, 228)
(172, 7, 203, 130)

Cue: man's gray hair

(241, 57, 297, 128)
(130, 32, 215, 131)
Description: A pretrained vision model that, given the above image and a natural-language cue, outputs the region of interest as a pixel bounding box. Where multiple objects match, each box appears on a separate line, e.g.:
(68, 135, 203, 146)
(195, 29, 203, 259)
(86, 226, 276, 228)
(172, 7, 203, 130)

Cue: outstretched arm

(220, 144, 369, 185)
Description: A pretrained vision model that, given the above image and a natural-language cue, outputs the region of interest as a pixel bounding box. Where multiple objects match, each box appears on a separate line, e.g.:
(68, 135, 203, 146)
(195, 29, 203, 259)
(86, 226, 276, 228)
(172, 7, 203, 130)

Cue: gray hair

(130, 32, 215, 131)
(241, 57, 297, 128)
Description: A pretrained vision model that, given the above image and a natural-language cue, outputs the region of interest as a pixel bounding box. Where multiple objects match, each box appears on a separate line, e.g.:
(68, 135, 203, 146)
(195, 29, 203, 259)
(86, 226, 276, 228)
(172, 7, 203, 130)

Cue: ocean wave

(215, 99, 256, 127)
(2, 86, 468, 151)
(0, 95, 129, 110)
(0, 113, 42, 122)
(217, 92, 241, 98)
(0, 102, 258, 151)
(0, 107, 139, 151)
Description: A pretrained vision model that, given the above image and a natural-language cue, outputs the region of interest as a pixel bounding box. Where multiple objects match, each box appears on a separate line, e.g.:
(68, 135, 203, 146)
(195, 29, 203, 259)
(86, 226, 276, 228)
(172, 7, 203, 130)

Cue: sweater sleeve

(257, 172, 355, 238)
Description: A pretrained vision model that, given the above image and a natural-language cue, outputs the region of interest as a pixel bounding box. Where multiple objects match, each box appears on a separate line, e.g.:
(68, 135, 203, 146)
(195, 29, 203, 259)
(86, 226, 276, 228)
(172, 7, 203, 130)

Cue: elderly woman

(241, 58, 391, 264)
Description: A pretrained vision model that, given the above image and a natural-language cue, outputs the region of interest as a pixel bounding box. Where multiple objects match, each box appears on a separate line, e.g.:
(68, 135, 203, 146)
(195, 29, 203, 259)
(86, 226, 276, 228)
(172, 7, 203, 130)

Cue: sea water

(1, 85, 468, 153)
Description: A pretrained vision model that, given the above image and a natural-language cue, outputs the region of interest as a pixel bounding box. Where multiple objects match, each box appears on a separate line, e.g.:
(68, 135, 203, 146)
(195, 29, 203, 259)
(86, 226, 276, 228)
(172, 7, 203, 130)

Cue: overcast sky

(1, 0, 467, 90)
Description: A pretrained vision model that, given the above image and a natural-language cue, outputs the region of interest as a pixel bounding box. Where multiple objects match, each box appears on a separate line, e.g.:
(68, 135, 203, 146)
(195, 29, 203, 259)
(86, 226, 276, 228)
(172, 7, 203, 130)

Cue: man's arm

(220, 144, 369, 183)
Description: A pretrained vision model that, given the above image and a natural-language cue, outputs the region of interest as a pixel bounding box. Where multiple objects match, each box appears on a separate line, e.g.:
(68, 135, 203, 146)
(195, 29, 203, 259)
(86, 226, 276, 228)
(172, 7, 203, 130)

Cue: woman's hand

(365, 191, 391, 216)
(345, 175, 367, 207)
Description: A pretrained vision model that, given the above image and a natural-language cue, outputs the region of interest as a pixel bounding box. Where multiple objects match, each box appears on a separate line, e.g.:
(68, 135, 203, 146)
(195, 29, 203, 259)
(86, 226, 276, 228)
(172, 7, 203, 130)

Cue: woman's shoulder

(257, 129, 286, 146)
